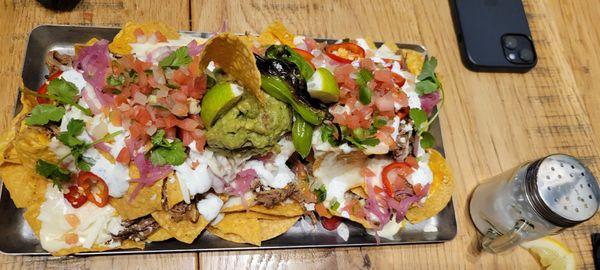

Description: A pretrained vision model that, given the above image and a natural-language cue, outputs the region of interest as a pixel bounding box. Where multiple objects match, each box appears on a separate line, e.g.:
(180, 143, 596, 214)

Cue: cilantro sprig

(159, 47, 192, 69)
(22, 78, 92, 117)
(149, 129, 186, 166)
(24, 104, 65, 126)
(409, 108, 435, 149)
(415, 57, 441, 95)
(55, 119, 123, 171)
(320, 124, 380, 149)
(314, 185, 327, 203)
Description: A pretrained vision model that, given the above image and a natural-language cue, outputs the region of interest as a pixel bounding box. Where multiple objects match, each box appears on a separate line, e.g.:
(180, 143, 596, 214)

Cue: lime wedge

(307, 67, 340, 103)
(201, 82, 244, 127)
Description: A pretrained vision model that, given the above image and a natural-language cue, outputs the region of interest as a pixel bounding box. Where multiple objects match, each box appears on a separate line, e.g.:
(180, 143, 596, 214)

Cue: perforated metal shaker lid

(525, 154, 600, 227)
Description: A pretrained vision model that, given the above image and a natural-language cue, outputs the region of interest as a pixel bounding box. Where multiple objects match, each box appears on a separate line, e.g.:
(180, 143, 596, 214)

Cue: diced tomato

(170, 102, 188, 117)
(361, 167, 375, 177)
(64, 214, 80, 228)
(109, 110, 122, 126)
(359, 58, 376, 71)
(321, 216, 342, 231)
(180, 130, 194, 146)
(129, 122, 146, 140)
(133, 28, 145, 38)
(116, 147, 131, 164)
(173, 69, 190, 85)
(413, 183, 426, 196)
(194, 137, 206, 152)
(64, 232, 79, 245)
(134, 106, 152, 125)
(304, 37, 318, 51)
(177, 118, 198, 131)
(165, 127, 177, 139)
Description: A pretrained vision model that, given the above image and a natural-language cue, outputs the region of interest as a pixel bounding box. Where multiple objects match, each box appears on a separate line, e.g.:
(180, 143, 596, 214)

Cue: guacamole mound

(205, 93, 291, 157)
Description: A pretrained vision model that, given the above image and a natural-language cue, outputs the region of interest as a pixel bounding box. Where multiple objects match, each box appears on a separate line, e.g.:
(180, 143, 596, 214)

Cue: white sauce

(408, 152, 433, 188)
(196, 193, 223, 222)
(174, 142, 214, 203)
(38, 185, 123, 252)
(241, 139, 296, 189)
(368, 215, 404, 240)
(130, 34, 206, 63)
(87, 148, 130, 198)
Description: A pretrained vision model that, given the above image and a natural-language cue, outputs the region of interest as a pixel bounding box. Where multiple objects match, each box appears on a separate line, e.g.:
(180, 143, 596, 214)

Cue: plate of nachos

(0, 21, 455, 256)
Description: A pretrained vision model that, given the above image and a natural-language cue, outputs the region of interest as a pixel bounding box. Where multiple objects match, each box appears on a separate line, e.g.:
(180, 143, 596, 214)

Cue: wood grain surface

(1, 0, 599, 269)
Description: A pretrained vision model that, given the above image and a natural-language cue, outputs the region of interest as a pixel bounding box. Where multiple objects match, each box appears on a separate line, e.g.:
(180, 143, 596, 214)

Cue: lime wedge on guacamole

(201, 82, 244, 127)
(307, 67, 340, 103)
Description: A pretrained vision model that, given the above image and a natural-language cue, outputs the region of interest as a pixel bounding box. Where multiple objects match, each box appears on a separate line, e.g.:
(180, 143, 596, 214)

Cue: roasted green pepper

(260, 75, 325, 125)
(292, 112, 313, 158)
(265, 45, 314, 80)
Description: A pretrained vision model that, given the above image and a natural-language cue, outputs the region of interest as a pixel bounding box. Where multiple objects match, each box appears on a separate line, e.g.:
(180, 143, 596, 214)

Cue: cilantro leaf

(355, 69, 374, 105)
(107, 74, 125, 86)
(416, 80, 439, 95)
(314, 185, 327, 203)
(24, 104, 65, 126)
(320, 125, 339, 146)
(57, 119, 86, 147)
(159, 47, 192, 69)
(373, 117, 387, 129)
(360, 137, 380, 146)
(409, 108, 427, 131)
(46, 78, 92, 116)
(47, 78, 79, 105)
(36, 160, 71, 188)
(149, 129, 187, 166)
(417, 57, 438, 81)
(420, 131, 435, 149)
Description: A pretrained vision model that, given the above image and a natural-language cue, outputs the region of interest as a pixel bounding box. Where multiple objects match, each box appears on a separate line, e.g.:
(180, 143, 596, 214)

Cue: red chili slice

(76, 171, 110, 207)
(63, 185, 87, 208)
(321, 216, 342, 231)
(381, 162, 414, 197)
(324, 42, 365, 63)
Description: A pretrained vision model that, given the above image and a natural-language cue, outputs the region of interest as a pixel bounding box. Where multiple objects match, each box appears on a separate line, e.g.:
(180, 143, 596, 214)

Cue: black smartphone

(450, 0, 537, 72)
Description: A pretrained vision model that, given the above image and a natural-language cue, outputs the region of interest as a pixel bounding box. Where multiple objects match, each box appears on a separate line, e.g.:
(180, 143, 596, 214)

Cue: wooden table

(1, 0, 599, 269)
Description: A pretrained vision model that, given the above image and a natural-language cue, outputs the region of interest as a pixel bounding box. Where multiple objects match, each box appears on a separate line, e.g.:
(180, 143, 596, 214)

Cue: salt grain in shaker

(469, 154, 600, 253)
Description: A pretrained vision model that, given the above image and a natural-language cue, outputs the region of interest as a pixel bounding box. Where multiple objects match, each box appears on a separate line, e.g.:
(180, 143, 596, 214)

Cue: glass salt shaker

(470, 154, 600, 253)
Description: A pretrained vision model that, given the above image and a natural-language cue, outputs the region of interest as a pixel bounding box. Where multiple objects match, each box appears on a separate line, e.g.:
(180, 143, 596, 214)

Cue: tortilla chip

(109, 21, 180, 55)
(222, 201, 304, 217)
(51, 240, 145, 256)
(406, 149, 454, 223)
(259, 216, 298, 241)
(350, 186, 368, 199)
(23, 200, 43, 237)
(403, 49, 425, 75)
(74, 38, 99, 54)
(208, 212, 261, 246)
(250, 203, 304, 217)
(146, 227, 173, 242)
(198, 33, 264, 103)
(151, 210, 209, 244)
(110, 181, 162, 220)
(0, 164, 48, 208)
(263, 21, 295, 47)
(166, 174, 184, 208)
(13, 126, 56, 170)
(0, 91, 36, 165)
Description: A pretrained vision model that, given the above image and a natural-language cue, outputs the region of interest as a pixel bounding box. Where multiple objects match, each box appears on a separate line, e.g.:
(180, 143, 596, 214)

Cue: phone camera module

(501, 34, 536, 65)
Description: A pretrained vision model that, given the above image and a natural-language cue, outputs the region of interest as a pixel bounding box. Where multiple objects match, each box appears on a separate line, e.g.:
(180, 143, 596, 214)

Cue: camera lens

(519, 48, 534, 62)
(503, 36, 518, 49)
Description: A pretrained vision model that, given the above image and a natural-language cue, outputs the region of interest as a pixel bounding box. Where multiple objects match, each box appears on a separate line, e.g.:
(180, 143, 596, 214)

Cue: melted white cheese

(196, 193, 223, 222)
(367, 215, 404, 240)
(38, 185, 123, 252)
(130, 34, 206, 63)
(241, 139, 296, 189)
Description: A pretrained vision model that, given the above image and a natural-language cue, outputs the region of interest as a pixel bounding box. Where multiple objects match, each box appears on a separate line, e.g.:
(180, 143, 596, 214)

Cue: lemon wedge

(520, 237, 575, 270)
(307, 67, 340, 103)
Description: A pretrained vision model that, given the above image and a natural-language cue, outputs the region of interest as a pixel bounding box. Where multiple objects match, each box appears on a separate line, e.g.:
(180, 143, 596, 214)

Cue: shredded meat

(169, 199, 200, 223)
(255, 183, 302, 208)
(392, 120, 413, 161)
(112, 215, 160, 242)
(45, 51, 72, 74)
